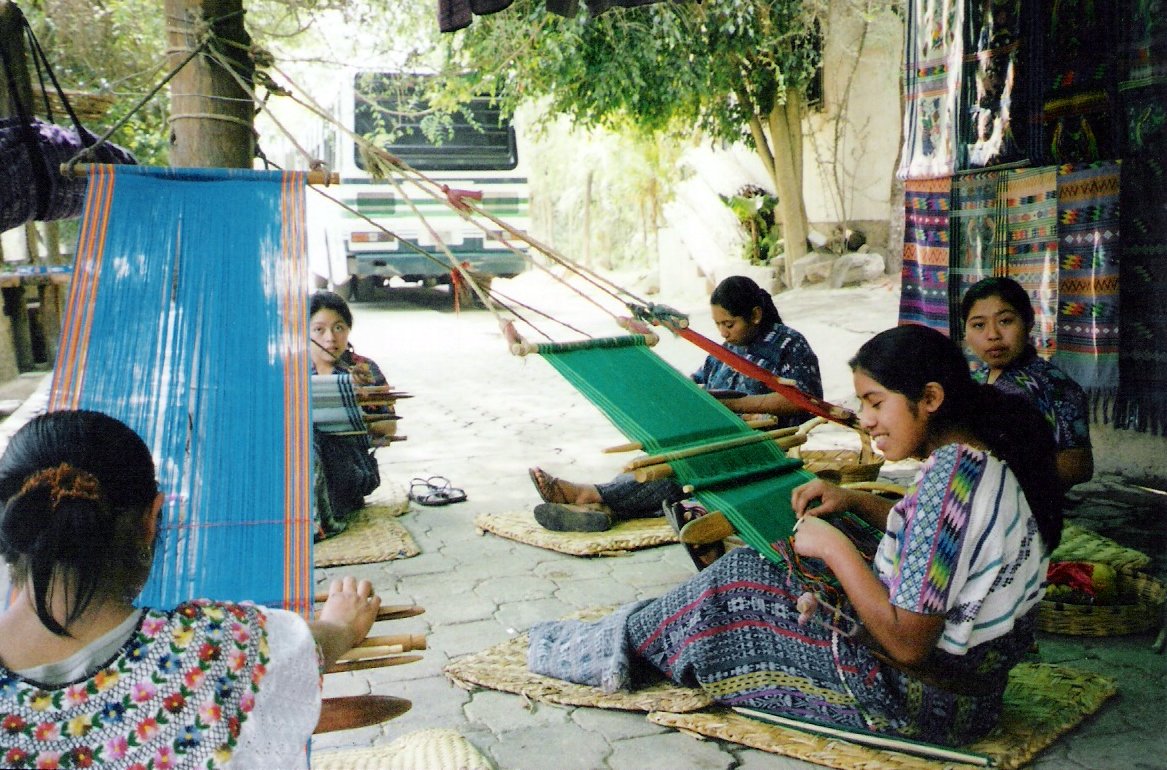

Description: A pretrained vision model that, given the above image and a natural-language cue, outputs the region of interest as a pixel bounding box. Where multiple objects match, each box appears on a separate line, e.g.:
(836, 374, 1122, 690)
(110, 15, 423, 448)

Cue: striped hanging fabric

(50, 164, 313, 615)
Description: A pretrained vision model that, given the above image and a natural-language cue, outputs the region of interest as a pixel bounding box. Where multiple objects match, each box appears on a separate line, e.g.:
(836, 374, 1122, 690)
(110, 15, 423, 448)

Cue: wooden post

(0, 2, 32, 118)
(164, 0, 254, 168)
(0, 2, 33, 376)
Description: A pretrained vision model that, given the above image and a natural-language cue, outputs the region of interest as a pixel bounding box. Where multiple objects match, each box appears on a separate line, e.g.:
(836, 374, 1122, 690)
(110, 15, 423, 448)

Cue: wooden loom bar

(631, 433, 805, 483)
(325, 655, 424, 675)
(624, 428, 807, 473)
(62, 163, 340, 185)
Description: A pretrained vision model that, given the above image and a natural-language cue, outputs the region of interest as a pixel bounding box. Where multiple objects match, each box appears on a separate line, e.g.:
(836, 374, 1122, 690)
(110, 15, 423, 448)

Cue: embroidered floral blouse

(0, 601, 320, 770)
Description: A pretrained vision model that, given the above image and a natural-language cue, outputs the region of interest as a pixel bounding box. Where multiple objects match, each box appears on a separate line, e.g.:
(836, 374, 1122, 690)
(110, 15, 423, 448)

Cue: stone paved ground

(0, 271, 1162, 769)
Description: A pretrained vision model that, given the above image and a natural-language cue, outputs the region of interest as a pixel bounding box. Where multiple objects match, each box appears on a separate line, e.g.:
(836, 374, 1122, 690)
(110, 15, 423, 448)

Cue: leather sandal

(533, 502, 613, 532)
(528, 467, 569, 504)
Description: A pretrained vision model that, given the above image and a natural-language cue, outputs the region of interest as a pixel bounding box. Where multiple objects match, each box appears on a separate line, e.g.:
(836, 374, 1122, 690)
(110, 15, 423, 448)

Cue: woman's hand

(311, 576, 382, 668)
(791, 515, 848, 560)
(791, 478, 852, 519)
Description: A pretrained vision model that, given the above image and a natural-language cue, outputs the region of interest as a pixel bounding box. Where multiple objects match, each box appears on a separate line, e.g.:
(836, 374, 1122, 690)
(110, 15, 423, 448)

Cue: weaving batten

(50, 164, 314, 616)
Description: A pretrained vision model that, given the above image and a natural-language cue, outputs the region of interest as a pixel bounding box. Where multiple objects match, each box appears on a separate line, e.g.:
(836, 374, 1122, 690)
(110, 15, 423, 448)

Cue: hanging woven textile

(50, 164, 314, 614)
(528, 334, 815, 559)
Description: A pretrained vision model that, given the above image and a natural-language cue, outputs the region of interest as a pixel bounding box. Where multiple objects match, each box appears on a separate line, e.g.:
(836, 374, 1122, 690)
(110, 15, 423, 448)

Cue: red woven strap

(675, 327, 861, 430)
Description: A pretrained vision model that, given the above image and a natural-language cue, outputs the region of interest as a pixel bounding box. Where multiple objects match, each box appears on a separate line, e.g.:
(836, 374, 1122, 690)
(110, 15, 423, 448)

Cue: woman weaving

(0, 410, 382, 769)
(310, 290, 394, 538)
(528, 275, 823, 533)
(528, 324, 1062, 746)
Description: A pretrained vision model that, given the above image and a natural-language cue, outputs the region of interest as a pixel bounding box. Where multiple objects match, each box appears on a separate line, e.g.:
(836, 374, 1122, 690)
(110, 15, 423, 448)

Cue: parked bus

(308, 72, 530, 301)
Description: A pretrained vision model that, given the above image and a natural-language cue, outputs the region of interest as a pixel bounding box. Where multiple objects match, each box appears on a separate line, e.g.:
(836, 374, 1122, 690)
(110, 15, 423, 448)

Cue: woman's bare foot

(528, 467, 603, 506)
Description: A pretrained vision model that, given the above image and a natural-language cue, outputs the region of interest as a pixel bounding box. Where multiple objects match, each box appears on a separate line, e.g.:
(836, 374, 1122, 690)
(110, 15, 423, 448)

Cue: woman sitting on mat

(310, 290, 393, 538)
(528, 274, 823, 533)
(528, 324, 1062, 747)
(0, 410, 382, 769)
(961, 276, 1094, 489)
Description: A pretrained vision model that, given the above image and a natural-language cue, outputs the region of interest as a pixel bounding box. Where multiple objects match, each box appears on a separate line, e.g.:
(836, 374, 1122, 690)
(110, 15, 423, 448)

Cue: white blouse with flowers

(0, 601, 320, 770)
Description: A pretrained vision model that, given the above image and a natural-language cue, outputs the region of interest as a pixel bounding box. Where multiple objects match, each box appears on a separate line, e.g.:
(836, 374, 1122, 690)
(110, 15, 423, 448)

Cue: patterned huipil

(531, 443, 1050, 746)
(0, 601, 320, 770)
(691, 320, 823, 429)
(973, 345, 1091, 452)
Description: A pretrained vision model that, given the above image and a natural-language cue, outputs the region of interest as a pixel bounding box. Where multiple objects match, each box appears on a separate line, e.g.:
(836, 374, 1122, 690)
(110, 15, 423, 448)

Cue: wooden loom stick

(679, 511, 736, 545)
(603, 415, 782, 453)
(625, 427, 807, 475)
(633, 434, 806, 483)
(325, 654, 424, 674)
(355, 633, 427, 651)
(313, 598, 425, 622)
(314, 695, 411, 734)
(62, 163, 340, 186)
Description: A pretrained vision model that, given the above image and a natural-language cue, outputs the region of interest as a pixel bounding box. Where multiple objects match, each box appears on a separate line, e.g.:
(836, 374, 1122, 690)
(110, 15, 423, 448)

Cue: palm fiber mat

(649, 663, 1116, 770)
(444, 607, 712, 713)
(473, 510, 678, 556)
(311, 728, 494, 770)
(1051, 523, 1152, 573)
(315, 501, 419, 567)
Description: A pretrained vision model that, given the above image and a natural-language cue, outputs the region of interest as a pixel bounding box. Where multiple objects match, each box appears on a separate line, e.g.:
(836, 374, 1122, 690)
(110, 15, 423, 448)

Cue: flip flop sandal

(409, 476, 468, 507)
(528, 467, 569, 505)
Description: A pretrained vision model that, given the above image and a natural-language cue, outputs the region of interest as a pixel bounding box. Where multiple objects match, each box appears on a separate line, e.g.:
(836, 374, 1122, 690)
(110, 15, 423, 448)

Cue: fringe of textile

(1051, 161, 1121, 420)
(898, 177, 953, 334)
(1112, 156, 1167, 436)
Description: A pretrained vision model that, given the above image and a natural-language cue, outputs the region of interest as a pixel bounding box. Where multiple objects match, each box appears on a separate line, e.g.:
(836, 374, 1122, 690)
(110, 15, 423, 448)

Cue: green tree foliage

(432, 0, 828, 281)
(22, 0, 169, 165)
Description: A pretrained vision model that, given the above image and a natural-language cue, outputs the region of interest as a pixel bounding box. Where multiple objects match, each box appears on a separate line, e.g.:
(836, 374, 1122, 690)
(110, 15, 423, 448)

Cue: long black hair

(850, 325, 1063, 551)
(709, 275, 783, 328)
(0, 410, 159, 635)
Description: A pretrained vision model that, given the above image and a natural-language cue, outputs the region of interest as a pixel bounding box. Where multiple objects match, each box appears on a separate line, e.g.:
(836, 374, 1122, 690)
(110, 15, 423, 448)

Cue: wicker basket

(790, 417, 884, 484)
(1038, 568, 1166, 637)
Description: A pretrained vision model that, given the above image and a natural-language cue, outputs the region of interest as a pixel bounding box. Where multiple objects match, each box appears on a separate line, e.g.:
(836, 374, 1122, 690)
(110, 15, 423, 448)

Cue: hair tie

(18, 463, 104, 508)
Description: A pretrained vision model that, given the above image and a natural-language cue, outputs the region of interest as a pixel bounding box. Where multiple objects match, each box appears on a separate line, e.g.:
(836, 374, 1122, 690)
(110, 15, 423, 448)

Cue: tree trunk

(763, 91, 809, 289)
(164, 0, 253, 168)
(0, 2, 32, 118)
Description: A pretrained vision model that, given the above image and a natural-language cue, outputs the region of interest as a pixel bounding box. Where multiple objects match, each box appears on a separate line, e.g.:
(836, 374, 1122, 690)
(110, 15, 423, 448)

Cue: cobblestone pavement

(1, 272, 1162, 769)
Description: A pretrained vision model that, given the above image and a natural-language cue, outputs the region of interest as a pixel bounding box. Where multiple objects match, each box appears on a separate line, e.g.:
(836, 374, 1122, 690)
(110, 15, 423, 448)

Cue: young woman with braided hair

(528, 324, 1062, 746)
(0, 410, 381, 769)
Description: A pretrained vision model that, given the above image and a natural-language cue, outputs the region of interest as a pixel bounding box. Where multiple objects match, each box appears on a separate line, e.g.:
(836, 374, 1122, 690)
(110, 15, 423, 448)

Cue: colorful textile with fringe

(899, 178, 953, 334)
(947, 171, 1005, 341)
(1051, 162, 1120, 412)
(898, 0, 964, 180)
(1004, 167, 1059, 357)
(51, 165, 314, 613)
(1114, 157, 1167, 436)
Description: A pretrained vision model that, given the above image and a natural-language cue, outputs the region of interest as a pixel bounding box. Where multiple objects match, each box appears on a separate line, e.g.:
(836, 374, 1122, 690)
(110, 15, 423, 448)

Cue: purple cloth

(0, 117, 136, 233)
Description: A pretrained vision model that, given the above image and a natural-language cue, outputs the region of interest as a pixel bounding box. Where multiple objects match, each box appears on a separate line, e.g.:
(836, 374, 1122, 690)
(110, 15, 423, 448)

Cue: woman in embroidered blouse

(527, 275, 823, 532)
(960, 276, 1094, 489)
(0, 410, 381, 769)
(310, 290, 393, 538)
(527, 324, 1062, 746)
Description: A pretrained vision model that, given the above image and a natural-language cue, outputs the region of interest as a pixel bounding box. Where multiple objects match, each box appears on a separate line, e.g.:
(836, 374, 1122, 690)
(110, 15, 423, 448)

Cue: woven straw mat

(473, 510, 677, 556)
(444, 606, 711, 713)
(649, 663, 1116, 770)
(311, 728, 493, 770)
(1050, 523, 1152, 573)
(315, 484, 418, 567)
